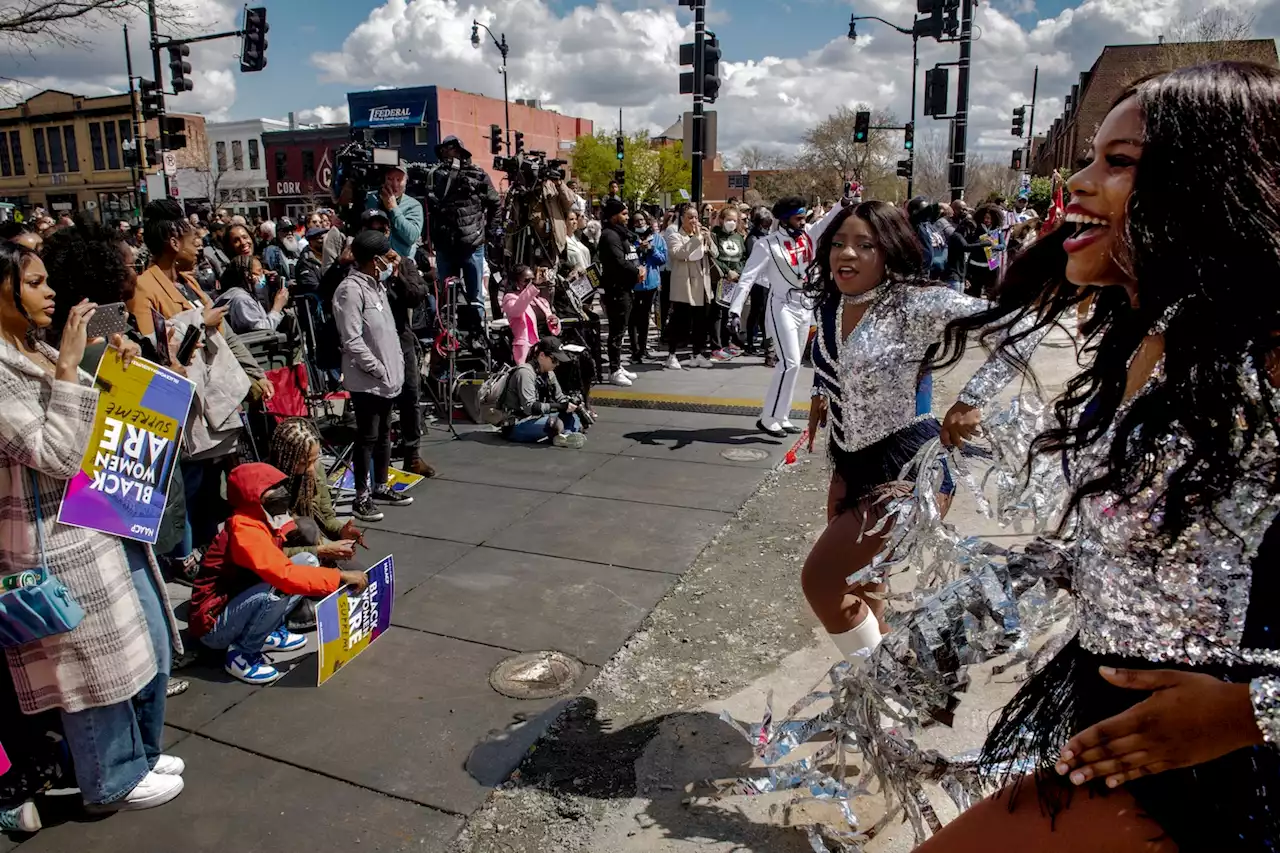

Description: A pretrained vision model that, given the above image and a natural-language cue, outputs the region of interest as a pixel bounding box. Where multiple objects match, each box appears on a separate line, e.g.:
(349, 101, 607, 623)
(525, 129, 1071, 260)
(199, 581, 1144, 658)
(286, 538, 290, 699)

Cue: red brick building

(1032, 39, 1279, 175)
(260, 126, 350, 219)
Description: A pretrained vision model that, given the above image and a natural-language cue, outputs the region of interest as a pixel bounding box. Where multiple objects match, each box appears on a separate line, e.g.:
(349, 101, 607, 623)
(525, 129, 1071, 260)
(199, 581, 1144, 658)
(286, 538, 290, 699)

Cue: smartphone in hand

(86, 302, 130, 341)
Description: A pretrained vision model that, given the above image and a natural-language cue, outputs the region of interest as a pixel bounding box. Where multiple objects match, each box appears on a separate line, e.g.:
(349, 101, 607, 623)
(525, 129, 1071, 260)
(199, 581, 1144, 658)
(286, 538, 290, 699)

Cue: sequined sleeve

(958, 319, 1050, 409)
(1250, 677, 1280, 747)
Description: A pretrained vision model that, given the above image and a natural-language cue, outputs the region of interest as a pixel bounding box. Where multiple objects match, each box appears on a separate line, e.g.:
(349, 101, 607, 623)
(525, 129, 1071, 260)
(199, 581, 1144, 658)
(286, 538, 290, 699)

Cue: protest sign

(58, 353, 195, 544)
(326, 465, 423, 495)
(316, 555, 394, 686)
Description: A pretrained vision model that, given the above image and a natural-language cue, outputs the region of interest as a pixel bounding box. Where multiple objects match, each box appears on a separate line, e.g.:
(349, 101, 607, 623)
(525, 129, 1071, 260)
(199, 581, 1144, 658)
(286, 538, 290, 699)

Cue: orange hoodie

(189, 462, 341, 638)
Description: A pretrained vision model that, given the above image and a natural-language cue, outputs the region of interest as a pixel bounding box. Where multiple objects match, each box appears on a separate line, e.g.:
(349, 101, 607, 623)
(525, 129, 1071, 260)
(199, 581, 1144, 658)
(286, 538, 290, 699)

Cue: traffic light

(514, 131, 525, 155)
(914, 0, 944, 40)
(1011, 149, 1024, 170)
(943, 0, 961, 37)
(896, 158, 913, 179)
(924, 67, 949, 117)
(613, 169, 625, 186)
(1011, 106, 1026, 137)
(167, 44, 192, 95)
(903, 121, 914, 151)
(489, 124, 502, 156)
(853, 110, 870, 143)
(615, 135, 624, 162)
(703, 33, 722, 103)
(139, 79, 163, 121)
(144, 138, 159, 170)
(163, 116, 187, 150)
(240, 7, 268, 72)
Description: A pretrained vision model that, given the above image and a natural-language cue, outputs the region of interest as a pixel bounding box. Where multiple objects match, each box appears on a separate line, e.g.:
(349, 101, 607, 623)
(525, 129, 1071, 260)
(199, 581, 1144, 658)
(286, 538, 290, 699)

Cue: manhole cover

(721, 447, 770, 462)
(489, 651, 584, 700)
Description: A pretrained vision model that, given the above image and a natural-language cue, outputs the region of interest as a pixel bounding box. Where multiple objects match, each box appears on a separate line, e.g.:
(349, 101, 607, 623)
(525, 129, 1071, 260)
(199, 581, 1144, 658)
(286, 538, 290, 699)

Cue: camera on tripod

(334, 138, 433, 229)
(494, 150, 568, 189)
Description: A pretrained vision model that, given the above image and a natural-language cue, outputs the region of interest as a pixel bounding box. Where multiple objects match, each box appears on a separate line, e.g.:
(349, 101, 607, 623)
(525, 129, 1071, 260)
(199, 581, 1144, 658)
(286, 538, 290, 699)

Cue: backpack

(478, 364, 515, 426)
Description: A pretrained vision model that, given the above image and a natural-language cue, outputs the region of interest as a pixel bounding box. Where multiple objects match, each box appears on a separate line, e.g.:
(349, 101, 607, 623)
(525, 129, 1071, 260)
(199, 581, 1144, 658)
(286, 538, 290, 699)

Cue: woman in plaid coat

(0, 237, 185, 814)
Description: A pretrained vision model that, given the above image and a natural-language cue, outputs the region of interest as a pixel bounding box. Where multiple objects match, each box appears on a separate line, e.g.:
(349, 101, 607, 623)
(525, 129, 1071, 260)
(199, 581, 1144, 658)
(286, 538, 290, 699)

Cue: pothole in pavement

(490, 651, 584, 699)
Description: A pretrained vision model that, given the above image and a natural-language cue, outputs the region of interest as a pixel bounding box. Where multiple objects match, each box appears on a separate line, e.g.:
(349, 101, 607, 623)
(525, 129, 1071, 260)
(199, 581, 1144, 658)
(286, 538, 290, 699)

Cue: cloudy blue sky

(4, 0, 1278, 160)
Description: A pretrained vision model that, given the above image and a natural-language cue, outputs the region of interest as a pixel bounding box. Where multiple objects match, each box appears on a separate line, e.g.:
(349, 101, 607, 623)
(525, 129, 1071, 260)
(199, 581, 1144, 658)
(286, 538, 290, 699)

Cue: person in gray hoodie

(333, 229, 412, 522)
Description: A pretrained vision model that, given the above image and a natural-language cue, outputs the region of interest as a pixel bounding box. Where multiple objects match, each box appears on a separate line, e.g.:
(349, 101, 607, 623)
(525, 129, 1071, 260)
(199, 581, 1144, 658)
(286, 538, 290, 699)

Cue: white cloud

(295, 103, 351, 125)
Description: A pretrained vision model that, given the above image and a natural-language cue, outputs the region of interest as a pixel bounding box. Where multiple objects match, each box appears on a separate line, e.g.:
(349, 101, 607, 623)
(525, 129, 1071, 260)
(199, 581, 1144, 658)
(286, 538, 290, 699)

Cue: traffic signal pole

(691, 0, 705, 204)
(123, 25, 142, 216)
(147, 0, 169, 196)
(947, 0, 973, 200)
(908, 33, 918, 198)
(1026, 65, 1038, 170)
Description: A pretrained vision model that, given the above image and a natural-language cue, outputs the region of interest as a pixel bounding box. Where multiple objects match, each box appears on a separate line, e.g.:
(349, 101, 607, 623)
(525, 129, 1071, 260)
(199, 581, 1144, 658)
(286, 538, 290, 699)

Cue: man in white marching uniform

(729, 195, 846, 438)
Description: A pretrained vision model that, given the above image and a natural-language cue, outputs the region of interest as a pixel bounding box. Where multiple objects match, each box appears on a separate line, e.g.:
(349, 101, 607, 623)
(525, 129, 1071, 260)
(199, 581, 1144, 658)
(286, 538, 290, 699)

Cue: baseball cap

(534, 335, 571, 363)
(361, 208, 390, 223)
(305, 226, 328, 240)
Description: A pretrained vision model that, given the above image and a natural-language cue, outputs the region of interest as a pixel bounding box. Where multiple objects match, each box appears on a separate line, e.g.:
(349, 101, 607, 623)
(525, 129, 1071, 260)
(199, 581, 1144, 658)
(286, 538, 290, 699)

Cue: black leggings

(350, 391, 394, 497)
(667, 302, 708, 357)
(629, 289, 656, 357)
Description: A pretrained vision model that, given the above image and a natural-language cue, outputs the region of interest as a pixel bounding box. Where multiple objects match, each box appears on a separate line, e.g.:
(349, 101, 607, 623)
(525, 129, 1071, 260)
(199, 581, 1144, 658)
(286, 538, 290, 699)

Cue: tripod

(424, 275, 491, 440)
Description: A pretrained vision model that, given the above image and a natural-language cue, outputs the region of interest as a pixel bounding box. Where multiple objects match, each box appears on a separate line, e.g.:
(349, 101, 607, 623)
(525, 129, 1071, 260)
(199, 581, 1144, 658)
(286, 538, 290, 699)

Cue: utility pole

(1025, 65, 1038, 170)
(691, 0, 705, 204)
(147, 0, 169, 196)
(908, 33, 918, 199)
(124, 25, 142, 219)
(947, 0, 973, 201)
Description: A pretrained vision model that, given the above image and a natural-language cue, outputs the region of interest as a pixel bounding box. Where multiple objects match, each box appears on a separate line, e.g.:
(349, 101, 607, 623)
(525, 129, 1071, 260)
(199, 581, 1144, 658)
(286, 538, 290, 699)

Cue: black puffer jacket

(598, 220, 640, 295)
(427, 159, 500, 253)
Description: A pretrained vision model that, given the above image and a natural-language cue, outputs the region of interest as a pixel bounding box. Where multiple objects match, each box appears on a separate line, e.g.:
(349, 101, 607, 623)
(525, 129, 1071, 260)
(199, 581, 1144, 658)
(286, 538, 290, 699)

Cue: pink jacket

(501, 284, 560, 364)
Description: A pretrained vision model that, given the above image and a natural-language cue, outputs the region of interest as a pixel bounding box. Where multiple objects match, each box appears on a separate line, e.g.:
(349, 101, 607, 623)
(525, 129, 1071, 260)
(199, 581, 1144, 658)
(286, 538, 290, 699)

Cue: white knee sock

(829, 607, 883, 663)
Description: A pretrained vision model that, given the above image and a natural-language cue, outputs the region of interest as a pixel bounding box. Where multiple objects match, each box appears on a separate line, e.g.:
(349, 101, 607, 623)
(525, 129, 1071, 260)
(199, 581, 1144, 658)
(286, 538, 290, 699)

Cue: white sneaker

(89, 772, 184, 812)
(665, 355, 682, 370)
(622, 368, 638, 380)
(692, 355, 715, 368)
(152, 754, 185, 776)
(553, 432, 587, 449)
(609, 369, 633, 387)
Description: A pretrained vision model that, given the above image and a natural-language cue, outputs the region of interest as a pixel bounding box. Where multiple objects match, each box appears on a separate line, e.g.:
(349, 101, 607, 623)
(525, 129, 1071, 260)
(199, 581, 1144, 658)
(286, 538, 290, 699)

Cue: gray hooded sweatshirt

(333, 268, 404, 398)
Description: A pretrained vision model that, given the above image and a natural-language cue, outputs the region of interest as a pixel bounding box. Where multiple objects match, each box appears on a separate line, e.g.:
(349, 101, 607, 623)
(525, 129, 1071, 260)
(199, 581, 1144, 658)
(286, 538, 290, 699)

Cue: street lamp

(470, 20, 512, 155)
(848, 13, 919, 197)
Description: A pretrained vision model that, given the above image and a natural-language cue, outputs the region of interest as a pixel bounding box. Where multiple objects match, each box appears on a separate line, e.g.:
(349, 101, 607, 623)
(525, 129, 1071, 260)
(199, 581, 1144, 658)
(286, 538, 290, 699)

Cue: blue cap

(305, 226, 328, 239)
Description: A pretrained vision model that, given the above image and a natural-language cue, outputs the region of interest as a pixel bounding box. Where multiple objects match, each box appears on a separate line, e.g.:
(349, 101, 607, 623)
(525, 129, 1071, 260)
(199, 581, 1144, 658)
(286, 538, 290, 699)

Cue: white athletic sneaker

(90, 772, 184, 812)
(622, 368, 638, 380)
(152, 754, 185, 776)
(691, 354, 715, 368)
(665, 355, 682, 370)
(553, 432, 587, 449)
(609, 369, 633, 387)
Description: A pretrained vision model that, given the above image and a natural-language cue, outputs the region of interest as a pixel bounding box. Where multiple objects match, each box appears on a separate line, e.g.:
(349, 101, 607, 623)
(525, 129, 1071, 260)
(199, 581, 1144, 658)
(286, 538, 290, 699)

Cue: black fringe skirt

(830, 419, 954, 513)
(980, 635, 1280, 850)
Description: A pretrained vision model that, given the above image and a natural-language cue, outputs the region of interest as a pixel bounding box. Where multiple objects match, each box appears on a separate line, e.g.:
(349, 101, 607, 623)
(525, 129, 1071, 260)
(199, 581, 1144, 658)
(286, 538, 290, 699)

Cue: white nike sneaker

(88, 772, 184, 812)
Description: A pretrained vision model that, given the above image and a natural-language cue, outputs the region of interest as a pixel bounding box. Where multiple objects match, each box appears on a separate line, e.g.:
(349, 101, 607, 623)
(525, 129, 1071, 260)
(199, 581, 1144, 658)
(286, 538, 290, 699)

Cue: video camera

(493, 149, 568, 189)
(333, 139, 434, 230)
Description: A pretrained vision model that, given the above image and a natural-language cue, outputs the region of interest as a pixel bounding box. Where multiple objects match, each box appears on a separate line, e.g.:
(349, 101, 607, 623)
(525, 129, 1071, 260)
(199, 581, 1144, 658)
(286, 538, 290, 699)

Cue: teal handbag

(0, 472, 86, 648)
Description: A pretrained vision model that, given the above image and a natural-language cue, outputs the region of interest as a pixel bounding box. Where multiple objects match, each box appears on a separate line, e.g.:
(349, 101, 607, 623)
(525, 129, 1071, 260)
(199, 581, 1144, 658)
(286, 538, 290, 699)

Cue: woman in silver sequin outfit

(919, 62, 1280, 850)
(802, 201, 1021, 662)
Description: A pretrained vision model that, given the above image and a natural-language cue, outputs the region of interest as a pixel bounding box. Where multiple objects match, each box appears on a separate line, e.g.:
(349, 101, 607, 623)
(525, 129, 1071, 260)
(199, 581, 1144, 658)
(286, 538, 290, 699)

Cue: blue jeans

(198, 558, 314, 653)
(507, 411, 580, 443)
(436, 244, 487, 321)
(60, 542, 170, 805)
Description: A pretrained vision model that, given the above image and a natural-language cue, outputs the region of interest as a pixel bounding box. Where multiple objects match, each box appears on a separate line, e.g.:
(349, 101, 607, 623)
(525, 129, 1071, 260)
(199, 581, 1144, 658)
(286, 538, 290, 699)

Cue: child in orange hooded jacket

(190, 462, 367, 685)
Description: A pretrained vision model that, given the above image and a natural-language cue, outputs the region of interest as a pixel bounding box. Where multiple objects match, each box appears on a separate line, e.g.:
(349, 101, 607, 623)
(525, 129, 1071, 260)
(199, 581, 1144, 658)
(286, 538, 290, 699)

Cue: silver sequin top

(811, 281, 1020, 454)
(1043, 360, 1280, 743)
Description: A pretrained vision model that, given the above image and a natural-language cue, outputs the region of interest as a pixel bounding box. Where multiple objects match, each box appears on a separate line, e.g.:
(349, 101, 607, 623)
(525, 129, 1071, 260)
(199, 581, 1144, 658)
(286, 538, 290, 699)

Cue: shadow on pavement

(496, 697, 814, 852)
(627, 426, 783, 450)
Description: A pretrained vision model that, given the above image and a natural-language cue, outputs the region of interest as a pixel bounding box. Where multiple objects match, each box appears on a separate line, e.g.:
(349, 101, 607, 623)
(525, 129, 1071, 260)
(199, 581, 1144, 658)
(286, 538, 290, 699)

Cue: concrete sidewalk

(6, 358, 809, 852)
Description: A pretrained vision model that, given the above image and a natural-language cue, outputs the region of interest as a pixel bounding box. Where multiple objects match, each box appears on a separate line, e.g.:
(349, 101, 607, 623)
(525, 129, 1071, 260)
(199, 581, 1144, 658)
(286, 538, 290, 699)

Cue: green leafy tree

(569, 131, 690, 206)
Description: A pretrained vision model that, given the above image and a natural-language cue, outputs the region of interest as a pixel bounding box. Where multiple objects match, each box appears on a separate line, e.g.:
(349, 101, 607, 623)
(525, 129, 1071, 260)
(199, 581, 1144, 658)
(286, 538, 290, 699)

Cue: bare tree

(1, 0, 184, 47)
(801, 104, 900, 190)
(727, 145, 790, 171)
(1137, 7, 1259, 74)
(909, 128, 950, 201)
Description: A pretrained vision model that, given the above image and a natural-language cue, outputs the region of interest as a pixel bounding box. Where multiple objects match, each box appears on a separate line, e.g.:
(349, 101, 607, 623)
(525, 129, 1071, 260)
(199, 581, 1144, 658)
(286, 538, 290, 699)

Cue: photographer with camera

(496, 335, 587, 449)
(426, 136, 500, 320)
(363, 164, 423, 259)
(597, 198, 641, 387)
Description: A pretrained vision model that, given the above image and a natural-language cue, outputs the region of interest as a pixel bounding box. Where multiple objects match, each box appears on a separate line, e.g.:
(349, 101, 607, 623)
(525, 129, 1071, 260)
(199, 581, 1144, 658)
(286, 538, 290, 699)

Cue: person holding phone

(214, 255, 289, 334)
(665, 203, 719, 370)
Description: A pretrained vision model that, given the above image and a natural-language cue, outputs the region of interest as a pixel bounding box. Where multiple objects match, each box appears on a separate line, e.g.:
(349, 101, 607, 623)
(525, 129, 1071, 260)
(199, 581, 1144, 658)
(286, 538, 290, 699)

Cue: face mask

(255, 274, 267, 291)
(378, 262, 393, 283)
(723, 221, 737, 233)
(261, 488, 292, 531)
(783, 222, 804, 238)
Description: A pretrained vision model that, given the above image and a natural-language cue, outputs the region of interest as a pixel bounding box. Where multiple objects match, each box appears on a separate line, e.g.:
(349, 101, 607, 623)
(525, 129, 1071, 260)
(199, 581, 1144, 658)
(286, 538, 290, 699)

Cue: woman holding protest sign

(0, 240, 186, 815)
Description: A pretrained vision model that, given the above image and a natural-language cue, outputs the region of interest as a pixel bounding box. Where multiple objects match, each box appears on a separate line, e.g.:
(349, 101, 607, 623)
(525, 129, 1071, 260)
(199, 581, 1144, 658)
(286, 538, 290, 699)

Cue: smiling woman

(920, 59, 1280, 852)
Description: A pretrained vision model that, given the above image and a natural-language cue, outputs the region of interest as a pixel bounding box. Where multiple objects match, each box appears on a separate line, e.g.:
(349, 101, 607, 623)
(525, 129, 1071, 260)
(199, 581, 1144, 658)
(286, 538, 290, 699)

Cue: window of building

(47, 127, 64, 174)
(118, 120, 132, 145)
(231, 139, 244, 170)
(89, 123, 105, 171)
(414, 126, 430, 145)
(9, 131, 23, 175)
(302, 150, 315, 180)
(248, 139, 260, 171)
(62, 126, 78, 172)
(0, 136, 10, 178)
(33, 128, 48, 174)
(275, 150, 288, 180)
(387, 130, 401, 147)
(216, 141, 227, 172)
(103, 121, 118, 170)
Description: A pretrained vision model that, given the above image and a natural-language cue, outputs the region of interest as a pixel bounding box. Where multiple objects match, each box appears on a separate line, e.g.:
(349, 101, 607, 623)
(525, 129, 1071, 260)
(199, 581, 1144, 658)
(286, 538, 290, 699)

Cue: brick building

(261, 126, 351, 219)
(0, 89, 206, 223)
(1032, 39, 1279, 175)
(345, 86, 592, 188)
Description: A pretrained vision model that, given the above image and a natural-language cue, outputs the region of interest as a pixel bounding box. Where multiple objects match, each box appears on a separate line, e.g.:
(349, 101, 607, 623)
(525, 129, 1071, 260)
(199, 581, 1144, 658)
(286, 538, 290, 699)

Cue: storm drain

(720, 447, 770, 463)
(489, 651, 584, 700)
